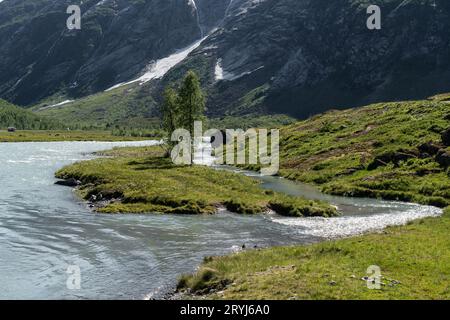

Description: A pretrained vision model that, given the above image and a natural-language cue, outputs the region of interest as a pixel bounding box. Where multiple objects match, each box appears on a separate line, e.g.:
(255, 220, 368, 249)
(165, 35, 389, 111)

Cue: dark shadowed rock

(368, 149, 419, 170)
(418, 141, 442, 157)
(55, 178, 81, 187)
(442, 128, 450, 146)
(436, 150, 450, 168)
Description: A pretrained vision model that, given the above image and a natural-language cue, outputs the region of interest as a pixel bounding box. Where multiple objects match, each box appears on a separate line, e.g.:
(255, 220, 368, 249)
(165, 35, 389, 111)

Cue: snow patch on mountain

(106, 37, 206, 92)
(38, 100, 74, 111)
(215, 58, 264, 81)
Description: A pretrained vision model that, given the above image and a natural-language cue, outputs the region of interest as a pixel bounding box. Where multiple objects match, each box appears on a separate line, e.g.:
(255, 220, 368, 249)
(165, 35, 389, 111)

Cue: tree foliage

(0, 99, 62, 130)
(177, 70, 206, 135)
(161, 70, 206, 146)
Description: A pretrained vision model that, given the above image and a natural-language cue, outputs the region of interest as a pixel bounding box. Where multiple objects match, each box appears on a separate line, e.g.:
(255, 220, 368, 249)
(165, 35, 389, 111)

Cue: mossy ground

(178, 207, 449, 299)
(0, 130, 151, 142)
(55, 146, 336, 216)
(243, 95, 450, 207)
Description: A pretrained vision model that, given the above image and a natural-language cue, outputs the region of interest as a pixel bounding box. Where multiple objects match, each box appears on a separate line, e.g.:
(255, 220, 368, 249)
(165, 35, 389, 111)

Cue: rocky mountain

(167, 0, 450, 118)
(2, 0, 450, 122)
(0, 0, 230, 105)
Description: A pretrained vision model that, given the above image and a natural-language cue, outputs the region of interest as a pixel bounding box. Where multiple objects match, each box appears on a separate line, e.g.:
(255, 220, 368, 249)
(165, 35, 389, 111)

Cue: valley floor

(0, 130, 153, 142)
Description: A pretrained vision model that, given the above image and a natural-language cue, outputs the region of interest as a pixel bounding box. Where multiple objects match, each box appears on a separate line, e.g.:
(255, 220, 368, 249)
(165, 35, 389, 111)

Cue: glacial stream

(0, 141, 442, 299)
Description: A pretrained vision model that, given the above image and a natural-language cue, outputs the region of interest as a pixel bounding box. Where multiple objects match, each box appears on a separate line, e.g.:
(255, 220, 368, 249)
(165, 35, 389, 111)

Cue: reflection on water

(0, 142, 441, 299)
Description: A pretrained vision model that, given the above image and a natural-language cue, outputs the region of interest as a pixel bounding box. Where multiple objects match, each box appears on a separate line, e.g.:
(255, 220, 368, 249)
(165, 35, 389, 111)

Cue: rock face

(1, 0, 450, 120)
(0, 0, 230, 105)
(165, 0, 450, 118)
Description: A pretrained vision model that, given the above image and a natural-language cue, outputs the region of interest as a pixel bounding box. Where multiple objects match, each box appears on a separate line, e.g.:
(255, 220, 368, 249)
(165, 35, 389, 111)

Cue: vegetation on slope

(55, 146, 336, 217)
(32, 84, 296, 131)
(0, 99, 62, 130)
(32, 85, 160, 130)
(178, 207, 449, 299)
(245, 95, 450, 207)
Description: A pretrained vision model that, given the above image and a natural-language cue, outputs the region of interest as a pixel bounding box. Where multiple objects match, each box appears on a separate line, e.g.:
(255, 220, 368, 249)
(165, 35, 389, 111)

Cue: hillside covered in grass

(0, 99, 62, 130)
(31, 86, 160, 130)
(176, 95, 450, 300)
(55, 146, 336, 217)
(32, 84, 295, 131)
(0, 130, 153, 143)
(246, 94, 449, 208)
(178, 207, 449, 300)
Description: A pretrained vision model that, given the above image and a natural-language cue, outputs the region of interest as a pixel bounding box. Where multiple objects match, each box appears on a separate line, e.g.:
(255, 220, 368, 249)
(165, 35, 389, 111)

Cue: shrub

(224, 200, 264, 214)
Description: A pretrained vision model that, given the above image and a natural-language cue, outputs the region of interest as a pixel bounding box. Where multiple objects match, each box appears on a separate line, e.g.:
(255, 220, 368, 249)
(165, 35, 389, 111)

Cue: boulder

(368, 149, 419, 170)
(55, 178, 81, 187)
(418, 141, 442, 156)
(441, 128, 450, 146)
(436, 149, 450, 168)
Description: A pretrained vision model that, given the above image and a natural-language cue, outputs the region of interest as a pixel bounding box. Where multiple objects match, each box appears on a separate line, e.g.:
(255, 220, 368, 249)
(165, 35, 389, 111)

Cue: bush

(224, 200, 264, 214)
(269, 197, 338, 218)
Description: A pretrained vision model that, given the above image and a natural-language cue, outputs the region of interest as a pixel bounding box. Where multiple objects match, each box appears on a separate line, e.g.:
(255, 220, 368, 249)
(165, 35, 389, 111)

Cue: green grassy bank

(55, 146, 336, 216)
(244, 95, 450, 208)
(0, 130, 154, 142)
(178, 207, 449, 299)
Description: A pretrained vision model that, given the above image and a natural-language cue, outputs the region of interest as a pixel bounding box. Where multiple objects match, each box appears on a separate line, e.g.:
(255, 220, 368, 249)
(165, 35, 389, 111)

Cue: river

(0, 141, 442, 299)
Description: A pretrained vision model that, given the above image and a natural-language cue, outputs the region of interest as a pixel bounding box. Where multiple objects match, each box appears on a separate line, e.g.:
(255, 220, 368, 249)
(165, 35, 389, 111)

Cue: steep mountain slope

(0, 0, 230, 105)
(4, 0, 450, 125)
(169, 0, 450, 118)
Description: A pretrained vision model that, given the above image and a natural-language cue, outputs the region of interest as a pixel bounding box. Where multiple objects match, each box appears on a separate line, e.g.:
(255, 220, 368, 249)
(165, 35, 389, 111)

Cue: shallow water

(0, 142, 442, 299)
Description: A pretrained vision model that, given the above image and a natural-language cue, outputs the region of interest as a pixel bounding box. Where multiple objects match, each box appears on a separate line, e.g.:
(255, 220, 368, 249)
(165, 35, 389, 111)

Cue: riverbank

(55, 146, 337, 217)
(176, 96, 450, 300)
(0, 130, 156, 142)
(177, 206, 449, 299)
(244, 95, 450, 208)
